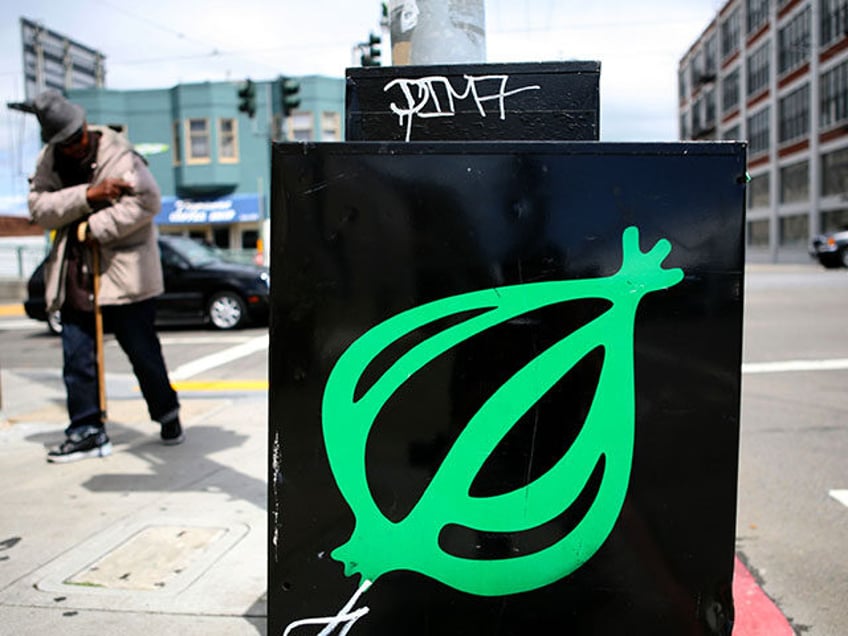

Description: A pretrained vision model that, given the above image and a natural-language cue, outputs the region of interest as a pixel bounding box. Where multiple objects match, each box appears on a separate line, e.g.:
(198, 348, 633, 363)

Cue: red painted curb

(733, 556, 794, 635)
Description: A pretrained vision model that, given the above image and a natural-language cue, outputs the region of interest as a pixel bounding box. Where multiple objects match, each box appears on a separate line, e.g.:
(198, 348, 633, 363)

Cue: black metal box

(345, 61, 600, 142)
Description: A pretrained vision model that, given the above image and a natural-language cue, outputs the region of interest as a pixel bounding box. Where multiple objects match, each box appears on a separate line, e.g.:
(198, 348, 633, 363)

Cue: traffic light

(360, 32, 381, 67)
(281, 76, 301, 117)
(238, 79, 256, 118)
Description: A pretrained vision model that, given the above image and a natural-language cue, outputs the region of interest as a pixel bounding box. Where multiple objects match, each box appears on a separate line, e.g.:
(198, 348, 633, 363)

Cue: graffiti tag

(383, 74, 541, 141)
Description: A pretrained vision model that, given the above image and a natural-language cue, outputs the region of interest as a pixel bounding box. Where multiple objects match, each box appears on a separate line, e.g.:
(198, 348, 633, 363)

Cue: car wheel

(207, 291, 246, 330)
(47, 310, 63, 335)
(840, 248, 848, 268)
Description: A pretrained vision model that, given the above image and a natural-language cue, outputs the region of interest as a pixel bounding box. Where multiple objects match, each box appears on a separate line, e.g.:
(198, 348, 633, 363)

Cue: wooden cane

(92, 243, 107, 423)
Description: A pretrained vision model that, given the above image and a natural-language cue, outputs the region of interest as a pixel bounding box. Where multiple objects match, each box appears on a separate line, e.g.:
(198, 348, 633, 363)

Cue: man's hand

(86, 178, 133, 206)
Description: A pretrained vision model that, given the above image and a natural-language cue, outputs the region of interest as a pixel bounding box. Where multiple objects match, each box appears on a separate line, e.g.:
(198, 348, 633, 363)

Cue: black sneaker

(47, 429, 112, 463)
(160, 419, 185, 445)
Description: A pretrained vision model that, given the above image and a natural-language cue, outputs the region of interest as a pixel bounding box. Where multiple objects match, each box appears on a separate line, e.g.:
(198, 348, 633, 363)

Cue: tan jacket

(28, 125, 164, 310)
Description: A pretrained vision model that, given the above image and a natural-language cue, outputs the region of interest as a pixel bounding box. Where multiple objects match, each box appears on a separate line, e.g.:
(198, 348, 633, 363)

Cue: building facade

(68, 75, 344, 258)
(678, 0, 848, 262)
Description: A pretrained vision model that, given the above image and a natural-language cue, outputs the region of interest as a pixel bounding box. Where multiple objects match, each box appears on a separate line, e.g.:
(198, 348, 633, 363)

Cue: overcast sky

(0, 0, 724, 216)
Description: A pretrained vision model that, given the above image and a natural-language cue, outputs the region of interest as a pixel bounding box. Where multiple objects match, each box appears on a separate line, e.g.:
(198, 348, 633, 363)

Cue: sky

(0, 0, 725, 217)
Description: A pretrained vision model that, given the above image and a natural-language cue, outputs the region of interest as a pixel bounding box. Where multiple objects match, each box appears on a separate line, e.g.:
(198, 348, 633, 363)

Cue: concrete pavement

(0, 346, 267, 634)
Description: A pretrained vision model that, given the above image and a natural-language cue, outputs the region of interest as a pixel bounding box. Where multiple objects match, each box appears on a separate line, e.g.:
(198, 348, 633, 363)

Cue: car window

(165, 238, 219, 267)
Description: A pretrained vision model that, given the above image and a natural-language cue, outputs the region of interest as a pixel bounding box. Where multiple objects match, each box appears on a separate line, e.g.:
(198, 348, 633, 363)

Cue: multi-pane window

(690, 51, 703, 88)
(723, 68, 741, 113)
(704, 35, 718, 78)
(748, 219, 770, 246)
(780, 161, 809, 203)
(778, 83, 810, 143)
(821, 208, 848, 232)
(186, 118, 210, 163)
(822, 147, 848, 196)
(692, 96, 704, 133)
(821, 0, 848, 48)
(747, 41, 771, 96)
(218, 118, 238, 162)
(748, 106, 771, 155)
(291, 112, 314, 142)
(778, 7, 811, 75)
(749, 172, 770, 207)
(747, 0, 770, 34)
(172, 121, 181, 165)
(724, 124, 742, 140)
(779, 215, 808, 246)
(722, 8, 742, 58)
(705, 89, 716, 128)
(821, 59, 848, 129)
(321, 112, 341, 141)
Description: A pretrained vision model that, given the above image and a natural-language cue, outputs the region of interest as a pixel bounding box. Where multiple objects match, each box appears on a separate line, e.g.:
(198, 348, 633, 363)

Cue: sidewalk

(0, 366, 267, 635)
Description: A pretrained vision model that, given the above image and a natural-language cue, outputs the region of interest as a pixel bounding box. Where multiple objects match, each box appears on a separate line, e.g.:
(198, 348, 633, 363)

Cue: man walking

(28, 89, 182, 463)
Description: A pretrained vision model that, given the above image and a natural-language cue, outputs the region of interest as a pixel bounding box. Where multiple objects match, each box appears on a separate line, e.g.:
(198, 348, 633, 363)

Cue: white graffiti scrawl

(383, 74, 541, 141)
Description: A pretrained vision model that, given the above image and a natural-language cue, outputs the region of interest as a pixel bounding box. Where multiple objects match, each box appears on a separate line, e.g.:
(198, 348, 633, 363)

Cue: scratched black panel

(345, 61, 600, 141)
(269, 141, 746, 636)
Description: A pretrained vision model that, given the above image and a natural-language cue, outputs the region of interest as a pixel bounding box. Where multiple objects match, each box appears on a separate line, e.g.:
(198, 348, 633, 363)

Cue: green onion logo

(322, 226, 683, 597)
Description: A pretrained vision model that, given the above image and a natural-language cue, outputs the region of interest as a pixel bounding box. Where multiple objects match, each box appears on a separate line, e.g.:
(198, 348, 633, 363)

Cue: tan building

(678, 0, 848, 262)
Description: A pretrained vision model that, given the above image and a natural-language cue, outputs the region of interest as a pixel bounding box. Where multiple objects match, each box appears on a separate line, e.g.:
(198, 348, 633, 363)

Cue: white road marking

(743, 359, 848, 374)
(154, 335, 253, 346)
(829, 490, 848, 508)
(169, 333, 268, 381)
(0, 319, 42, 331)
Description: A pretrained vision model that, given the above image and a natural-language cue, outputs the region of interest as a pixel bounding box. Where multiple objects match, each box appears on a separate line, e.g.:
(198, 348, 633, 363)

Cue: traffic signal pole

(387, 0, 485, 65)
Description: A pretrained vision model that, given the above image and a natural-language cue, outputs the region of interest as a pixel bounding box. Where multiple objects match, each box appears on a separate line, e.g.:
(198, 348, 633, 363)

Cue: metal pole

(388, 0, 486, 66)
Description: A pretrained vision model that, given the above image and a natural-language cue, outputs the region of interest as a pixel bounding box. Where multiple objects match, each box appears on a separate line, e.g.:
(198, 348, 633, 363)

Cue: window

(778, 83, 809, 143)
(705, 89, 716, 128)
(723, 68, 740, 113)
(172, 121, 181, 165)
(821, 208, 848, 232)
(218, 118, 238, 162)
(778, 7, 810, 75)
(747, 219, 770, 246)
(690, 50, 704, 88)
(704, 35, 718, 78)
(680, 113, 690, 139)
(321, 111, 341, 141)
(746, 0, 769, 34)
(722, 8, 742, 58)
(779, 214, 808, 246)
(748, 107, 771, 155)
(780, 161, 809, 203)
(692, 96, 703, 134)
(723, 124, 742, 140)
(822, 147, 848, 196)
(747, 41, 771, 96)
(821, 0, 848, 48)
(679, 68, 688, 101)
(186, 118, 210, 163)
(290, 112, 313, 142)
(820, 59, 848, 129)
(241, 229, 260, 250)
(749, 172, 770, 207)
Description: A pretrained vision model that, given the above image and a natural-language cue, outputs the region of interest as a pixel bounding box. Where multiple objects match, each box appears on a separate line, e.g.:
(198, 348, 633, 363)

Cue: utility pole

(387, 0, 486, 65)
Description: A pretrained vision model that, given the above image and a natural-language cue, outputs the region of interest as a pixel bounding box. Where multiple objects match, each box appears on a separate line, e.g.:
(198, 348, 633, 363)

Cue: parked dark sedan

(809, 227, 848, 268)
(24, 235, 270, 333)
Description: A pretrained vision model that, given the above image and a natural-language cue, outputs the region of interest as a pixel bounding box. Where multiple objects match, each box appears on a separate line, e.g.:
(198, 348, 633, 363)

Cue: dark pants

(61, 298, 179, 436)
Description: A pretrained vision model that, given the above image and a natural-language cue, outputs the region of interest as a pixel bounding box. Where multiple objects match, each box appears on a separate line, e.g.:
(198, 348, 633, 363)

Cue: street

(738, 264, 848, 635)
(1, 262, 847, 634)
